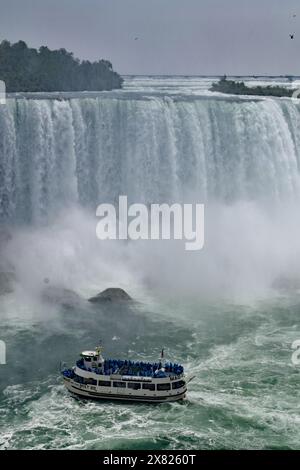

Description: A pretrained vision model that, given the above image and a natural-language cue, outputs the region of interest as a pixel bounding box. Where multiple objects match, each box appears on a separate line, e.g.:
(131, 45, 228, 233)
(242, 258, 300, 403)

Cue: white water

(1, 77, 300, 450)
(1, 82, 300, 223)
(1, 78, 300, 300)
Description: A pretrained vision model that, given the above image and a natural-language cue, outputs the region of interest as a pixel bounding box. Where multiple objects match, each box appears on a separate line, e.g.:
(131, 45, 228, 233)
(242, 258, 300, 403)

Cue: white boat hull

(63, 378, 187, 403)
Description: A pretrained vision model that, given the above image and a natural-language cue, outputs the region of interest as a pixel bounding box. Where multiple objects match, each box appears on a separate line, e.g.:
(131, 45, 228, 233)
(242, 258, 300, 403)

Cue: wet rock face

(88, 288, 132, 303)
(0, 272, 15, 295)
(41, 286, 84, 308)
(0, 227, 15, 295)
(272, 276, 300, 292)
(0, 228, 12, 248)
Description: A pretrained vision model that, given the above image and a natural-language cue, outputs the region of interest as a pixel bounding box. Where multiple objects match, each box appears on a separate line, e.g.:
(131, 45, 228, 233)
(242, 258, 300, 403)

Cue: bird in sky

(134, 37, 139, 41)
(290, 33, 295, 39)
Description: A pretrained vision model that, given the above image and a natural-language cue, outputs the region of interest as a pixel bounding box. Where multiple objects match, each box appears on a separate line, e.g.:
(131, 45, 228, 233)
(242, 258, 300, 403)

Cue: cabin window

(98, 380, 111, 387)
(172, 380, 186, 390)
(142, 383, 155, 391)
(113, 381, 126, 388)
(84, 357, 92, 362)
(83, 377, 97, 386)
(157, 383, 171, 391)
(73, 373, 84, 384)
(127, 382, 141, 390)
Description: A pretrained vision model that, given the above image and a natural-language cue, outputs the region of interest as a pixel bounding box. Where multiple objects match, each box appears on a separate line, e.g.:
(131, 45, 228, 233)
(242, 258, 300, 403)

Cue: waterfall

(1, 94, 300, 223)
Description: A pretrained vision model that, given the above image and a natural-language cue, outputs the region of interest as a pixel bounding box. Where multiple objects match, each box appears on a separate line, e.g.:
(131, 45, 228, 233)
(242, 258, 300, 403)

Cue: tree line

(0, 40, 123, 92)
(211, 76, 296, 97)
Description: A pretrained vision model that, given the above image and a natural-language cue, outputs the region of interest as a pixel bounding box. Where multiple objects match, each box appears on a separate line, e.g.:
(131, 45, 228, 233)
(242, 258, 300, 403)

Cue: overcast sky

(0, 0, 299, 75)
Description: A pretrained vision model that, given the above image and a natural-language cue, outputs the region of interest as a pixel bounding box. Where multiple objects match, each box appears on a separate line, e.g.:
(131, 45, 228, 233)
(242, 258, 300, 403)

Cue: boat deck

(75, 358, 184, 378)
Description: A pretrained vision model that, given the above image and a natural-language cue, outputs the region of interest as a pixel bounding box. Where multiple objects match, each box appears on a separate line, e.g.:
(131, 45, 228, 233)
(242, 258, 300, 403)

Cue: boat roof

(81, 351, 97, 357)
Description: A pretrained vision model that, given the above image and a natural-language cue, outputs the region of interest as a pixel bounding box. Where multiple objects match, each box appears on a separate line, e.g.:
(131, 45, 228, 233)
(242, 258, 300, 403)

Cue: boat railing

(75, 358, 184, 378)
(62, 368, 75, 379)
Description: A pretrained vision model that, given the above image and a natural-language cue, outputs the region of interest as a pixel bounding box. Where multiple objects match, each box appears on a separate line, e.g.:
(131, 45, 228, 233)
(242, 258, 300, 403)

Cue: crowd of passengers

(76, 358, 184, 377)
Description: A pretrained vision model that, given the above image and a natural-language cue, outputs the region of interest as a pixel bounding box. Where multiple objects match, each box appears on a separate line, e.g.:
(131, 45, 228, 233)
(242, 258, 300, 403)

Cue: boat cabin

(81, 348, 104, 372)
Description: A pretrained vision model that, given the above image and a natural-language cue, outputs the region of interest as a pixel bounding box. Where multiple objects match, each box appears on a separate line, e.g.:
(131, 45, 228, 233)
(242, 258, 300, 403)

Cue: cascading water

(1, 78, 300, 450)
(1, 93, 300, 223)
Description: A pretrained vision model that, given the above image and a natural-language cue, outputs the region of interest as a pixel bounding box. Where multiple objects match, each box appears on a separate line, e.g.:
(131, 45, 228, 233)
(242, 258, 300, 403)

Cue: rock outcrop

(88, 287, 132, 303)
(272, 276, 300, 292)
(0, 272, 15, 295)
(0, 227, 12, 248)
(42, 286, 83, 308)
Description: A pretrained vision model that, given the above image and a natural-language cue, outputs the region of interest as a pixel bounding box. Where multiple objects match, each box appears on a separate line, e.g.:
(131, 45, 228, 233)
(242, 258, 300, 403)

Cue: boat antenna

(96, 341, 103, 355)
(158, 348, 165, 370)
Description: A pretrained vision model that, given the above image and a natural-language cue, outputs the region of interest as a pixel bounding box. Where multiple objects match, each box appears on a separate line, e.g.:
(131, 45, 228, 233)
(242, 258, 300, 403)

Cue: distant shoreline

(122, 74, 300, 79)
(210, 77, 298, 98)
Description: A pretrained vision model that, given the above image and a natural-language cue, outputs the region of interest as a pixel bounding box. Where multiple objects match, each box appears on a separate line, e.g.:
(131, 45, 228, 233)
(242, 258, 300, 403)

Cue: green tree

(0, 40, 123, 92)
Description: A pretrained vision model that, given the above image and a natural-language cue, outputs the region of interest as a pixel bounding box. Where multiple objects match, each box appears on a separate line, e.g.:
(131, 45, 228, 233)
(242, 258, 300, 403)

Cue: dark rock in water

(272, 276, 300, 292)
(0, 227, 12, 249)
(88, 287, 132, 303)
(42, 286, 84, 308)
(0, 228, 15, 296)
(0, 272, 15, 295)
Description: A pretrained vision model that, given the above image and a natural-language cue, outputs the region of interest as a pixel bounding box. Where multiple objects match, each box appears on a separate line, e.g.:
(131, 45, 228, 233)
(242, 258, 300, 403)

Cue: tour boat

(61, 346, 191, 403)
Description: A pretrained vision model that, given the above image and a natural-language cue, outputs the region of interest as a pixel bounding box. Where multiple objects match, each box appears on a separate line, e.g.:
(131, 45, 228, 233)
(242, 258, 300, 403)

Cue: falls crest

(0, 96, 300, 222)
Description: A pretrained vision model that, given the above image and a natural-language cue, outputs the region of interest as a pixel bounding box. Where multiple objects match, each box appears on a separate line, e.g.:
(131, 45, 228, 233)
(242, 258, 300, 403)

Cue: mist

(2, 198, 300, 321)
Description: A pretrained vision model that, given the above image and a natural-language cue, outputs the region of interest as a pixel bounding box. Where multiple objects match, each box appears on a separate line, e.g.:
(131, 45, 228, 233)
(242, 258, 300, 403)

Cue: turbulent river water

(0, 76, 300, 449)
